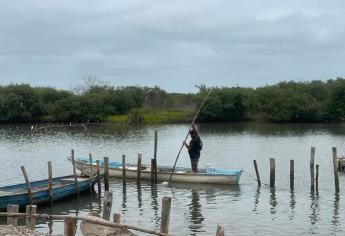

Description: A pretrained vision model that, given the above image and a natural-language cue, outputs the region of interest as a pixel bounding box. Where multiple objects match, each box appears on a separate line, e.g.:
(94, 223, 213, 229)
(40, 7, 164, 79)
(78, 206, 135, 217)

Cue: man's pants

(191, 158, 199, 173)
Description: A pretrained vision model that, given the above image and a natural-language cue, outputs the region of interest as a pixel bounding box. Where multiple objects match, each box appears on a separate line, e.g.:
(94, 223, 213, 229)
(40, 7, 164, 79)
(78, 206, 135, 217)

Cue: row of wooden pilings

(68, 130, 225, 236)
(253, 147, 340, 192)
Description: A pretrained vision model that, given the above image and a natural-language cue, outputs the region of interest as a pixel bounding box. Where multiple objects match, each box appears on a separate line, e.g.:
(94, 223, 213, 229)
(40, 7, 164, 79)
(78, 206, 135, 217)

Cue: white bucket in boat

(205, 163, 215, 174)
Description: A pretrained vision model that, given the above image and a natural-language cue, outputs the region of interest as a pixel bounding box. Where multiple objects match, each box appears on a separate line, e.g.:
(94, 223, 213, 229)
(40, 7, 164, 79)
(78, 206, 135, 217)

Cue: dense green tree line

(1, 78, 345, 123)
(199, 78, 345, 122)
(0, 83, 195, 122)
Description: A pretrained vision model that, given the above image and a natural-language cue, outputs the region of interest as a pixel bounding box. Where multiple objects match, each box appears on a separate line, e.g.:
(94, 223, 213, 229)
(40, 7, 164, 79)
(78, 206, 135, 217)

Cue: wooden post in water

(26, 205, 37, 229)
(137, 154, 142, 185)
(20, 166, 33, 205)
(113, 213, 121, 224)
(310, 147, 315, 191)
(7, 204, 19, 226)
(290, 160, 294, 190)
(71, 149, 79, 199)
(96, 160, 101, 194)
(269, 158, 275, 188)
(316, 164, 319, 191)
(332, 147, 340, 193)
(152, 159, 157, 184)
(89, 153, 93, 194)
(151, 159, 155, 183)
(154, 130, 158, 183)
(104, 157, 109, 192)
(102, 191, 113, 221)
(48, 161, 53, 205)
(122, 155, 126, 183)
(64, 217, 77, 236)
(253, 160, 261, 187)
(216, 224, 225, 236)
(160, 196, 171, 234)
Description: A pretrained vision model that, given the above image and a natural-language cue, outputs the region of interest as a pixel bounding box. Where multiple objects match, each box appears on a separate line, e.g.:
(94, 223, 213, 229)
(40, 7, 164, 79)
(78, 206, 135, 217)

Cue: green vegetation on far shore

(106, 110, 192, 124)
(1, 77, 345, 124)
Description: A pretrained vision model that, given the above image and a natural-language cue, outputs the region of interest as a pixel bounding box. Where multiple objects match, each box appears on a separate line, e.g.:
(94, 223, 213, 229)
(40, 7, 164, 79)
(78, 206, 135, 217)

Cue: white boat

(73, 158, 243, 185)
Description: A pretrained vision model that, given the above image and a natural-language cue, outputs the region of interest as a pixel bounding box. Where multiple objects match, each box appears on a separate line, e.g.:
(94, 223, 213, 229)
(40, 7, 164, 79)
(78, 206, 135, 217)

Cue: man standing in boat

(183, 125, 203, 173)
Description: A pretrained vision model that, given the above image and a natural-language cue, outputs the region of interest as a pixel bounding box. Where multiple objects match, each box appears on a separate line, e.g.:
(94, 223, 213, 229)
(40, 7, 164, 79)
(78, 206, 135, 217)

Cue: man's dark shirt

(188, 136, 202, 159)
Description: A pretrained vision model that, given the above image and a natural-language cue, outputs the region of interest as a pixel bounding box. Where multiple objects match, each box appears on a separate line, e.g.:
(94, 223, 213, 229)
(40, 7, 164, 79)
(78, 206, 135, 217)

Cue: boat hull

(75, 160, 242, 185)
(0, 176, 96, 210)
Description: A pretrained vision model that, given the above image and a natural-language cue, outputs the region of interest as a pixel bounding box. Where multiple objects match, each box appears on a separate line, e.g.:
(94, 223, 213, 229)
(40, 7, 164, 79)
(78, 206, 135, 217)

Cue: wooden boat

(0, 175, 96, 210)
(74, 158, 243, 185)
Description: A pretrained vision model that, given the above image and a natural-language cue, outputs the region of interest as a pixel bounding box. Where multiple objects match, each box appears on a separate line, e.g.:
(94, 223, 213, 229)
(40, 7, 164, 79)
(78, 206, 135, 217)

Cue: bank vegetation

(1, 78, 345, 123)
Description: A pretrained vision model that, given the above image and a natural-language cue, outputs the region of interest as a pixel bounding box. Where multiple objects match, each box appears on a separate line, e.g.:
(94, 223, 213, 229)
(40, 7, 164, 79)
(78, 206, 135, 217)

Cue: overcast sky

(0, 0, 344, 92)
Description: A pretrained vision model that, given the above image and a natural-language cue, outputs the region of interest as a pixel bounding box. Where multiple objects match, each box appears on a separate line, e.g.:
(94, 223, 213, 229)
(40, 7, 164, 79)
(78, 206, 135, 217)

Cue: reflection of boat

(0, 175, 96, 210)
(74, 158, 243, 185)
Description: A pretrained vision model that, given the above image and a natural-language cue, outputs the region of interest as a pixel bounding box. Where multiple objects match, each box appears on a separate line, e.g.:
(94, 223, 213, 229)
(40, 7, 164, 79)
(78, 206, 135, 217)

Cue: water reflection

(122, 183, 127, 214)
(309, 190, 320, 225)
(289, 190, 296, 220)
(137, 184, 143, 213)
(253, 187, 260, 213)
(188, 189, 204, 235)
(201, 122, 345, 136)
(150, 184, 159, 227)
(331, 193, 340, 227)
(270, 189, 278, 215)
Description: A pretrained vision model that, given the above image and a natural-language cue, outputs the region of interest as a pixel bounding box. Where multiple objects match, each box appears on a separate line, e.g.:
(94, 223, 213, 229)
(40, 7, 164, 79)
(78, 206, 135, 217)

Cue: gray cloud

(0, 0, 345, 92)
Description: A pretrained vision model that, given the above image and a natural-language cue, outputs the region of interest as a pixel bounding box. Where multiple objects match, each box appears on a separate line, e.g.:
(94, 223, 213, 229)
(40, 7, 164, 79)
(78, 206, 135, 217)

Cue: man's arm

(183, 140, 190, 149)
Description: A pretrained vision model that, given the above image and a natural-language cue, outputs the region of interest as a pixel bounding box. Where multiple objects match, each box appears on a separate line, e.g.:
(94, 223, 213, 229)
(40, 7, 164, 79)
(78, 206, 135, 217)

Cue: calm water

(1, 122, 345, 235)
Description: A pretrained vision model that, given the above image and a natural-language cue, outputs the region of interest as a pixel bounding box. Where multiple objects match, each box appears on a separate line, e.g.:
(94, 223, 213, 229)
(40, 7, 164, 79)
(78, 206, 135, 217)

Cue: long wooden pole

(104, 157, 109, 192)
(332, 147, 340, 193)
(88, 153, 93, 194)
(253, 160, 261, 187)
(269, 158, 275, 188)
(137, 154, 142, 185)
(20, 166, 33, 205)
(168, 90, 211, 183)
(290, 160, 294, 190)
(48, 161, 53, 205)
(71, 149, 79, 199)
(154, 130, 158, 183)
(0, 212, 169, 236)
(310, 146, 315, 191)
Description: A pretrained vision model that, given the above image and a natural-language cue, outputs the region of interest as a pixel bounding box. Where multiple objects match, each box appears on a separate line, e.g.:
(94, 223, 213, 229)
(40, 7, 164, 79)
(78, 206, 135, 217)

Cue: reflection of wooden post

(48, 161, 53, 205)
(122, 155, 126, 183)
(316, 164, 319, 191)
(71, 149, 79, 199)
(113, 213, 121, 224)
(137, 154, 142, 185)
(89, 153, 93, 194)
(310, 147, 315, 191)
(269, 158, 275, 188)
(160, 196, 171, 234)
(290, 160, 294, 190)
(216, 224, 225, 236)
(64, 217, 77, 236)
(154, 130, 158, 183)
(332, 147, 340, 193)
(102, 191, 113, 221)
(20, 166, 33, 205)
(7, 204, 19, 226)
(96, 160, 101, 194)
(26, 205, 37, 229)
(104, 157, 109, 192)
(253, 160, 261, 187)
